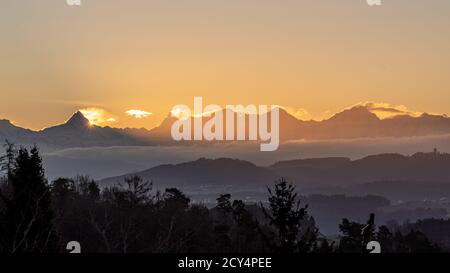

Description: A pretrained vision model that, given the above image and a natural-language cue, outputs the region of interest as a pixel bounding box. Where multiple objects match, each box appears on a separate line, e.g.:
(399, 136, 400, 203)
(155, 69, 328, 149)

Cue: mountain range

(100, 157, 279, 191)
(2, 106, 450, 149)
(99, 151, 450, 200)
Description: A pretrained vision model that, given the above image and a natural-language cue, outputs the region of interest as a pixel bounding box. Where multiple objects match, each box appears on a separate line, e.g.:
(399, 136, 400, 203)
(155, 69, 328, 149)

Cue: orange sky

(1, 0, 450, 130)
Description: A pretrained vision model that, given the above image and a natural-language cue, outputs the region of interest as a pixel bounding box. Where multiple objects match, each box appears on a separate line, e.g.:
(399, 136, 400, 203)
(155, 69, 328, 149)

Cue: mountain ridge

(1, 106, 450, 149)
(100, 157, 280, 190)
(99, 151, 450, 191)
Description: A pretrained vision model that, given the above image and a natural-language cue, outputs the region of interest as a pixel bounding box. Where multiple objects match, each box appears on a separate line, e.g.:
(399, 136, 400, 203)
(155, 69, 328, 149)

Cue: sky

(1, 0, 450, 130)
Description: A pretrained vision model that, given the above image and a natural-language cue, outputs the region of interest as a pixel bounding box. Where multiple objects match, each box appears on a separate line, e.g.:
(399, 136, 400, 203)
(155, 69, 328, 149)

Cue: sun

(79, 108, 115, 126)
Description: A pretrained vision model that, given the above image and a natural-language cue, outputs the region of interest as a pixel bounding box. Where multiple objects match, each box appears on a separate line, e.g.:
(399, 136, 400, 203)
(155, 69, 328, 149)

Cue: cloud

(282, 106, 311, 120)
(79, 108, 116, 126)
(352, 102, 423, 119)
(282, 102, 432, 122)
(125, 109, 152, 118)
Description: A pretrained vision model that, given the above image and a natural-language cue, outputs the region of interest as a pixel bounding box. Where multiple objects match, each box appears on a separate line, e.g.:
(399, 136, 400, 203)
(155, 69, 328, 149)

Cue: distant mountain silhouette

(269, 151, 450, 187)
(343, 180, 450, 201)
(2, 106, 450, 149)
(0, 119, 36, 144)
(38, 111, 146, 148)
(100, 157, 280, 190)
(148, 106, 450, 141)
(64, 111, 91, 128)
(0, 112, 172, 149)
(279, 106, 450, 140)
(100, 151, 450, 192)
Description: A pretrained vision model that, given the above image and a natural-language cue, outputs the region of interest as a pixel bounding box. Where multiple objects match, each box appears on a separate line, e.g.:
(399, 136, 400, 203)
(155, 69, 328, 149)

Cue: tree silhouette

(0, 140, 16, 178)
(0, 143, 446, 253)
(216, 194, 233, 214)
(0, 145, 58, 253)
(400, 230, 441, 253)
(339, 213, 376, 253)
(230, 200, 260, 252)
(260, 178, 316, 253)
(213, 194, 233, 252)
(376, 225, 393, 252)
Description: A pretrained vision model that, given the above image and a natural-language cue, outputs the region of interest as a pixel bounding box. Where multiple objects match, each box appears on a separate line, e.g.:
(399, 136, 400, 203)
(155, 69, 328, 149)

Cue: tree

(339, 214, 376, 253)
(339, 215, 441, 253)
(260, 178, 316, 253)
(361, 213, 376, 251)
(315, 238, 335, 253)
(400, 230, 441, 253)
(74, 175, 100, 200)
(0, 140, 16, 178)
(162, 188, 190, 211)
(151, 188, 192, 252)
(213, 194, 233, 252)
(52, 178, 76, 203)
(376, 225, 394, 253)
(103, 176, 152, 208)
(0, 146, 58, 253)
(230, 200, 261, 252)
(338, 218, 365, 253)
(216, 194, 233, 214)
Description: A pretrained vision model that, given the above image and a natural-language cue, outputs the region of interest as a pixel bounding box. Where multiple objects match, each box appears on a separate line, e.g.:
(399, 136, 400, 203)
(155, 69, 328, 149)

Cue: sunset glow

(79, 108, 115, 126)
(1, 1, 450, 256)
(351, 102, 423, 120)
(125, 110, 152, 119)
(1, 1, 449, 130)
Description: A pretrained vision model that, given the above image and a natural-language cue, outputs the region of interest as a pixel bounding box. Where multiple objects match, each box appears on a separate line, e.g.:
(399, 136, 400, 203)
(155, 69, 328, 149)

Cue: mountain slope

(0, 119, 36, 144)
(100, 157, 281, 190)
(39, 111, 144, 148)
(269, 151, 450, 187)
(99, 151, 450, 193)
(147, 106, 450, 141)
(2, 107, 450, 149)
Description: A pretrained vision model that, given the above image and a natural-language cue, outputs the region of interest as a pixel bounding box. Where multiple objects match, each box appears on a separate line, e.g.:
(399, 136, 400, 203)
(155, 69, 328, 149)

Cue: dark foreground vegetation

(0, 143, 445, 253)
